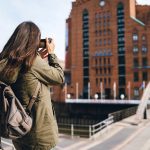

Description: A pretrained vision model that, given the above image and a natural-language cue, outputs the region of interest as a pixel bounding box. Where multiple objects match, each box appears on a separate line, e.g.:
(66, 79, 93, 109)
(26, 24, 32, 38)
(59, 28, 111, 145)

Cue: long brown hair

(0, 21, 41, 76)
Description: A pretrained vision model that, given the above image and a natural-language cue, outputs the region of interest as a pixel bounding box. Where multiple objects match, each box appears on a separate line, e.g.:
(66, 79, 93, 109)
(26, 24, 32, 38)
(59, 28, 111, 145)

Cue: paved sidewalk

(2, 113, 150, 150)
(118, 120, 150, 150)
(56, 113, 150, 150)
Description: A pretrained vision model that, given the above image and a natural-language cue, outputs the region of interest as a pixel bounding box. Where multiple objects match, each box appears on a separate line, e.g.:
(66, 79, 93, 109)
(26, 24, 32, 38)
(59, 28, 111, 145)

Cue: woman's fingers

(38, 48, 48, 58)
(46, 37, 55, 54)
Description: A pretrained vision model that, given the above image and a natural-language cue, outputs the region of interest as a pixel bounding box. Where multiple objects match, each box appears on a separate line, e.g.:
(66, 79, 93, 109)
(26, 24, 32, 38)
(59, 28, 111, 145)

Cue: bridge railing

(91, 115, 114, 136)
(58, 115, 114, 138)
(108, 106, 138, 122)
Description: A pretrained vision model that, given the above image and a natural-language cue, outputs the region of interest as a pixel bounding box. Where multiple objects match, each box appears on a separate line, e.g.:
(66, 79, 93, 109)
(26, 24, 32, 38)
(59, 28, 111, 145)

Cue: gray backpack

(0, 81, 40, 148)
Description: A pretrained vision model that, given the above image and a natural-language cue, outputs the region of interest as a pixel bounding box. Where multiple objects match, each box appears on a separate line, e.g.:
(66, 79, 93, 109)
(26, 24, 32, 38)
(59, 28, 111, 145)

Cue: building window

(82, 9, 89, 98)
(96, 68, 98, 75)
(107, 21, 110, 26)
(107, 11, 111, 18)
(143, 72, 148, 81)
(133, 46, 138, 52)
(84, 68, 89, 76)
(100, 68, 102, 74)
(104, 58, 106, 64)
(118, 28, 124, 32)
(108, 29, 111, 35)
(142, 45, 147, 52)
(99, 58, 102, 64)
(99, 39, 102, 46)
(65, 72, 71, 84)
(99, 22, 102, 27)
(119, 56, 125, 64)
(83, 41, 89, 46)
(119, 66, 125, 75)
(99, 30, 102, 36)
(83, 59, 89, 66)
(119, 76, 125, 86)
(100, 78, 102, 82)
(96, 78, 98, 86)
(104, 78, 107, 84)
(95, 39, 98, 46)
(104, 39, 106, 45)
(95, 59, 97, 65)
(118, 19, 124, 23)
(142, 35, 146, 41)
(119, 47, 125, 51)
(108, 58, 110, 64)
(118, 37, 124, 42)
(142, 57, 147, 66)
(133, 58, 139, 67)
(104, 29, 106, 35)
(108, 39, 111, 45)
(84, 51, 89, 55)
(108, 68, 111, 74)
(83, 32, 88, 38)
(95, 13, 99, 19)
(133, 34, 138, 41)
(117, 2, 126, 88)
(134, 72, 139, 82)
(104, 68, 107, 74)
(95, 30, 98, 36)
(134, 88, 139, 96)
(108, 78, 111, 85)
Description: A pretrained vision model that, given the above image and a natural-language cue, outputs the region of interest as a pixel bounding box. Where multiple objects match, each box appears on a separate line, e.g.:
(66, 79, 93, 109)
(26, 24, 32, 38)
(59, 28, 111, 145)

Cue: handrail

(91, 116, 114, 136)
(58, 115, 114, 138)
(108, 106, 137, 122)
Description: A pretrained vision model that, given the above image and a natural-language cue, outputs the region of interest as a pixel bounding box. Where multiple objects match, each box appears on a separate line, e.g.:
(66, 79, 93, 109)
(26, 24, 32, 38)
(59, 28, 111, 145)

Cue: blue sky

(0, 0, 150, 60)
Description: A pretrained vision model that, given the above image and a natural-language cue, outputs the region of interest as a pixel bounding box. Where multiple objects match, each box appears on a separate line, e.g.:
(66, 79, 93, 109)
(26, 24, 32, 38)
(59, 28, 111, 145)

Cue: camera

(39, 38, 52, 48)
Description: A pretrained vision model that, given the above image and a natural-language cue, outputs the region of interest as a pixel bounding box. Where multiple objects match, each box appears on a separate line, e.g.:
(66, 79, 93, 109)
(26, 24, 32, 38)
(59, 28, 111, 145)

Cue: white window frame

(133, 34, 138, 41)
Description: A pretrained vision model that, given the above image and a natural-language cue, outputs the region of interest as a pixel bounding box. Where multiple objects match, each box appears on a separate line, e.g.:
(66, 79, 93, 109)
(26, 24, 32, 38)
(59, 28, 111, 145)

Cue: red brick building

(52, 0, 150, 101)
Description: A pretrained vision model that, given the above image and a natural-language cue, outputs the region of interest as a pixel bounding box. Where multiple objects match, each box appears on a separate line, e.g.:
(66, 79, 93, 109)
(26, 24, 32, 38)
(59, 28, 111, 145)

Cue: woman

(0, 21, 64, 150)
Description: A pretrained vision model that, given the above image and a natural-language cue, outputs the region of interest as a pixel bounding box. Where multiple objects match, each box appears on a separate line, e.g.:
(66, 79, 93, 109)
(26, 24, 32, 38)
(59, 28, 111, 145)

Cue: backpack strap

(26, 82, 41, 113)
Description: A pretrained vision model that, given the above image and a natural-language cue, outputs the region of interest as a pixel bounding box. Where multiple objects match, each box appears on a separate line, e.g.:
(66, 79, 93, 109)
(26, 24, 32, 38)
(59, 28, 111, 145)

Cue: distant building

(53, 0, 150, 101)
(51, 59, 65, 102)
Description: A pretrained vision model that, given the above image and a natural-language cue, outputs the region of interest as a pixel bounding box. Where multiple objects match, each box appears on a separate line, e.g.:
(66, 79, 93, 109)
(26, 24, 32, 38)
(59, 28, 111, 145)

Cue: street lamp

(67, 93, 71, 99)
(120, 94, 125, 100)
(94, 94, 98, 99)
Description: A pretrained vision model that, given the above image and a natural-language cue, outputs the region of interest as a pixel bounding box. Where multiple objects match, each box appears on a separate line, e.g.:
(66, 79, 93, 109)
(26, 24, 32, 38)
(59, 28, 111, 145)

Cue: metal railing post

(71, 124, 74, 139)
(89, 125, 91, 138)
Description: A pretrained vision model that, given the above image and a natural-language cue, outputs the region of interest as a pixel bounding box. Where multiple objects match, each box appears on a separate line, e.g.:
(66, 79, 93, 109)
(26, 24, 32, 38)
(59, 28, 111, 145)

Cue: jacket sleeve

(31, 54, 64, 85)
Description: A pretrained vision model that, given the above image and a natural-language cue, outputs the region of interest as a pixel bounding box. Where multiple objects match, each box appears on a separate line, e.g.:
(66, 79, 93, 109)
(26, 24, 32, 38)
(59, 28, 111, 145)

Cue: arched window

(132, 28, 138, 41)
(117, 2, 124, 10)
(83, 9, 89, 20)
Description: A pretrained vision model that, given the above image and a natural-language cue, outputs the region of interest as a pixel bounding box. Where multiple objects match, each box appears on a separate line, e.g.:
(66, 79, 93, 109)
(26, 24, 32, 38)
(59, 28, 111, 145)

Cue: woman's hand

(46, 37, 55, 54)
(38, 37, 55, 60)
(38, 48, 48, 59)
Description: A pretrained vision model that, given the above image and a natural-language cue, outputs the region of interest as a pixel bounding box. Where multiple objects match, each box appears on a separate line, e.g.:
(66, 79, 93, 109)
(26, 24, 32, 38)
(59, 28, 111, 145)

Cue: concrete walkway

(2, 114, 150, 150)
(56, 114, 150, 150)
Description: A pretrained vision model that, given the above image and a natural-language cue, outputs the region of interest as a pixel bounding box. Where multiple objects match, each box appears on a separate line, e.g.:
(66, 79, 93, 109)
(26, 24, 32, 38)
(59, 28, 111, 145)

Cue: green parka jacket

(0, 53, 64, 149)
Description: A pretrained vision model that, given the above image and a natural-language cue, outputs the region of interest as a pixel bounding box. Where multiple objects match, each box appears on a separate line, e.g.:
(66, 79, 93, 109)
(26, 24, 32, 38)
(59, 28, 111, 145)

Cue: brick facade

(52, 0, 150, 101)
